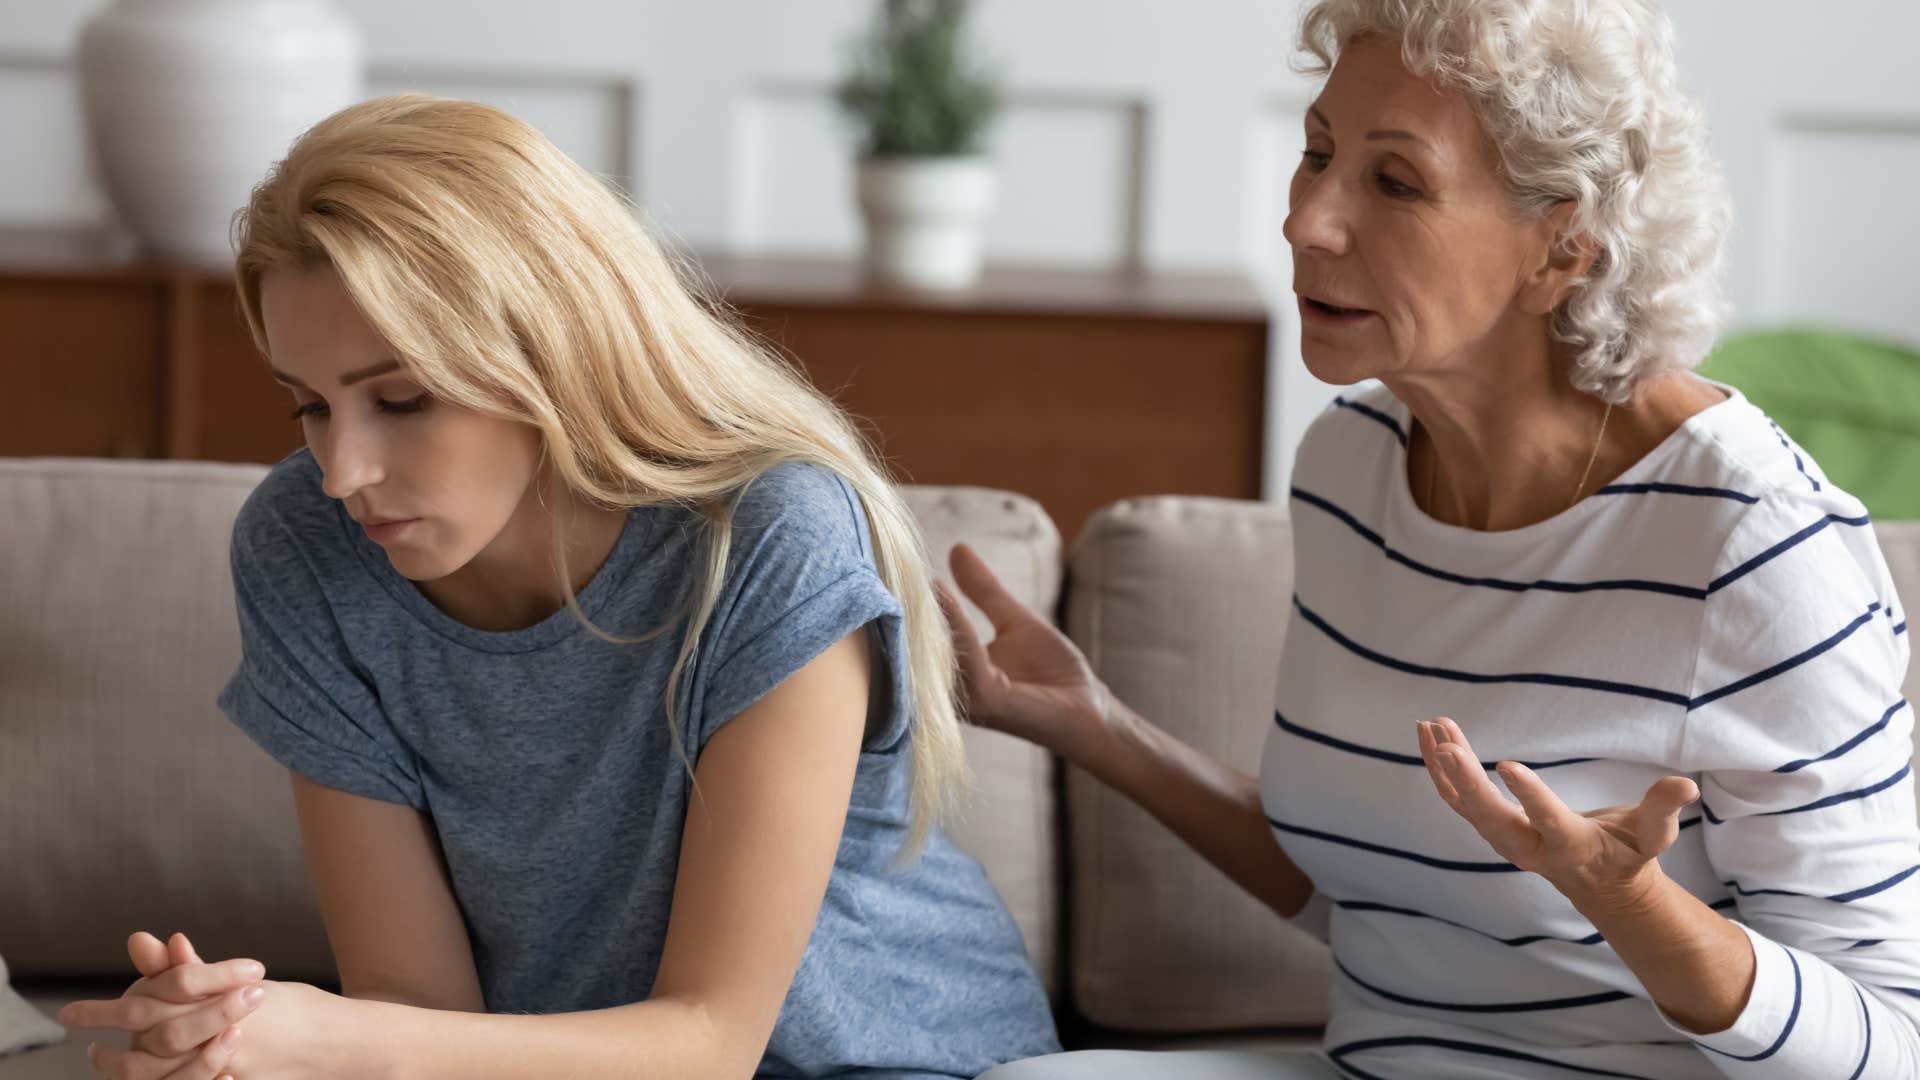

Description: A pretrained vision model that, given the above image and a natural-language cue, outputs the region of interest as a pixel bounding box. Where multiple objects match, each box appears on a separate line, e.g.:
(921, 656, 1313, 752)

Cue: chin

(1298, 338, 1383, 386)
(381, 547, 460, 583)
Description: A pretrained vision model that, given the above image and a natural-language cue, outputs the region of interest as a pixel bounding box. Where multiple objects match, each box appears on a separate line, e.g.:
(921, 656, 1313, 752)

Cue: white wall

(4, 1, 1918, 491)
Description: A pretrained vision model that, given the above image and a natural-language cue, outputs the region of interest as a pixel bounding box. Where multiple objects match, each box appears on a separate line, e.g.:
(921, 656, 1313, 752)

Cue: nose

(316, 416, 386, 503)
(1282, 165, 1354, 258)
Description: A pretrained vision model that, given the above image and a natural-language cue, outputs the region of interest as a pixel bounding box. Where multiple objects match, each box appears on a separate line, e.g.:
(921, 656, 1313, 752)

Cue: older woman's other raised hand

(1417, 717, 1701, 913)
(58, 931, 265, 1080)
(935, 543, 1114, 762)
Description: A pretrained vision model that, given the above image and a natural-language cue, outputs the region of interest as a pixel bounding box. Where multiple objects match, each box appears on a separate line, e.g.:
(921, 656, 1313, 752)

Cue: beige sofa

(3, 458, 1917, 1078)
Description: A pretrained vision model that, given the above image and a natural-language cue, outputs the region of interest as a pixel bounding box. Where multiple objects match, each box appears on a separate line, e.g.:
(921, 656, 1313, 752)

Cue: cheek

(410, 416, 541, 538)
(1367, 221, 1517, 355)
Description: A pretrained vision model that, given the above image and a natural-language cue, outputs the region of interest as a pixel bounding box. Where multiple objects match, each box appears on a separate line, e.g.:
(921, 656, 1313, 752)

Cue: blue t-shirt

(216, 449, 1059, 1078)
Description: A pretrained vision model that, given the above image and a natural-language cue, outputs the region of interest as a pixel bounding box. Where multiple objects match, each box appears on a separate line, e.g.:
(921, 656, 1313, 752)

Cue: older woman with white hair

(955, 1, 1920, 1077)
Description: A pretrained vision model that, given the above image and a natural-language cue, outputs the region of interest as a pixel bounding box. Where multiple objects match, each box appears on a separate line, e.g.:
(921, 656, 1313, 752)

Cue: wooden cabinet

(2, 230, 1268, 541)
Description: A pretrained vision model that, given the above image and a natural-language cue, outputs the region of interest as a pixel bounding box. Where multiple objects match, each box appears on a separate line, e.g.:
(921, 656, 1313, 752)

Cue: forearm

(1073, 700, 1314, 918)
(1572, 866, 1754, 1034)
(354, 994, 746, 1080)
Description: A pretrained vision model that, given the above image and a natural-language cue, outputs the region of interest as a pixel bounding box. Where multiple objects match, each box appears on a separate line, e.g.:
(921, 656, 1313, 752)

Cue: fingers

(166, 934, 205, 968)
(947, 544, 1032, 632)
(61, 990, 186, 1034)
(90, 1024, 239, 1080)
(1415, 720, 1460, 804)
(127, 934, 171, 980)
(1433, 717, 1477, 758)
(1495, 762, 1581, 845)
(934, 580, 994, 711)
(933, 580, 986, 657)
(1422, 718, 1535, 854)
(1633, 775, 1701, 854)
(138, 959, 267, 1006)
(139, 987, 266, 1059)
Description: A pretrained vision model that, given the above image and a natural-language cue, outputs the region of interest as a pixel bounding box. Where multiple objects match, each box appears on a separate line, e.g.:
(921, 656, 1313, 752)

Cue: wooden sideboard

(0, 228, 1269, 542)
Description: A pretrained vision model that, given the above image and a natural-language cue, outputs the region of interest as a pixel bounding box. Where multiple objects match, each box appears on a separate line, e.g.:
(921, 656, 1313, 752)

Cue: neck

(1384, 324, 1723, 532)
(420, 478, 630, 633)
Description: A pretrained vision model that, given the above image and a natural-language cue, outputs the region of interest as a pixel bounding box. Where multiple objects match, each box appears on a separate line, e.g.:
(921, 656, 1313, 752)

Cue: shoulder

(1672, 390, 1877, 587)
(1663, 387, 1858, 513)
(728, 459, 875, 564)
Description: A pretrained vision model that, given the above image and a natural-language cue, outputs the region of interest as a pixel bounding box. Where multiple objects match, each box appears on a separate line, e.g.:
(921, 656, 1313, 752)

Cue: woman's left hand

(1417, 717, 1700, 912)
(78, 977, 355, 1080)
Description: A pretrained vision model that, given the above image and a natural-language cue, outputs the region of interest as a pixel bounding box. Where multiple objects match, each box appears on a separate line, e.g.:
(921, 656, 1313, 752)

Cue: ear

(1517, 201, 1598, 316)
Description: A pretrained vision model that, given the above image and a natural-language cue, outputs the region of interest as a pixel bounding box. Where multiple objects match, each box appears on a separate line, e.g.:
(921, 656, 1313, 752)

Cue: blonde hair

(232, 93, 965, 855)
(1298, 0, 1732, 402)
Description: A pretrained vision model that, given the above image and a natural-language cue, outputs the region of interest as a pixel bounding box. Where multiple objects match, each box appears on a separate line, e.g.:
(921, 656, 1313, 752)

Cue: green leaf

(835, 0, 1003, 158)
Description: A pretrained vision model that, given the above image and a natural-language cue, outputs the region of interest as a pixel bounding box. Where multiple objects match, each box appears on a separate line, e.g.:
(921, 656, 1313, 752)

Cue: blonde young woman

(56, 94, 1059, 1079)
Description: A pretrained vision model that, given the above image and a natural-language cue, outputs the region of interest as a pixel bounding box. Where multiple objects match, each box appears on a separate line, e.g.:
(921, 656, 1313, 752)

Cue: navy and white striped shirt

(1261, 381, 1918, 1078)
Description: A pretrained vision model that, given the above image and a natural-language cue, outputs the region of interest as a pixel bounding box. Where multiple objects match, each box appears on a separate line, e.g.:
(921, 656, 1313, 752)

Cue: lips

(1299, 293, 1372, 316)
(357, 515, 415, 527)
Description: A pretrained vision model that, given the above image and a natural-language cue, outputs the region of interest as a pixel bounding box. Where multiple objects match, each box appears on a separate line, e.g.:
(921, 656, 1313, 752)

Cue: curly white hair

(1297, 0, 1732, 402)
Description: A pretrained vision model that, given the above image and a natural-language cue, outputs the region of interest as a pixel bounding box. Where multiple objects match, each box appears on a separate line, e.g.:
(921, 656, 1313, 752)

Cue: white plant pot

(856, 157, 996, 290)
(77, 0, 364, 269)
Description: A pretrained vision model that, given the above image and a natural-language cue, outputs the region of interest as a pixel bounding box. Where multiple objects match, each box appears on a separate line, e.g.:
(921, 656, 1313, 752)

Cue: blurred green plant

(835, 0, 1001, 158)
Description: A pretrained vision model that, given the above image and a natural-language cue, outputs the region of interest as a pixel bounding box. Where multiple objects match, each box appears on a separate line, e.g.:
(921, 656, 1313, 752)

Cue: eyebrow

(1307, 105, 1432, 148)
(269, 358, 403, 390)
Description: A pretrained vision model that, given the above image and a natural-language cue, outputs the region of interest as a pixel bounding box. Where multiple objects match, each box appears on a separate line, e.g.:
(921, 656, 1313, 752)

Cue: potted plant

(836, 0, 1001, 290)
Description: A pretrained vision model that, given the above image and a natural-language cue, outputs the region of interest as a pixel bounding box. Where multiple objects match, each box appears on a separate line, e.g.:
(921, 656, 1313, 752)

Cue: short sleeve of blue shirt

(215, 472, 426, 809)
(685, 462, 912, 757)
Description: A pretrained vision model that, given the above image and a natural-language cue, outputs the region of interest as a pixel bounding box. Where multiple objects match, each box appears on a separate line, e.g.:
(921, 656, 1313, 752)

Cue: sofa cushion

(904, 486, 1065, 999)
(1062, 496, 1331, 1032)
(0, 458, 333, 982)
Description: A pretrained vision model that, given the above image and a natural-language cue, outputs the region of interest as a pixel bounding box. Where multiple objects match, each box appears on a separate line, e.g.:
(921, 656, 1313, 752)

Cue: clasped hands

(57, 931, 342, 1080)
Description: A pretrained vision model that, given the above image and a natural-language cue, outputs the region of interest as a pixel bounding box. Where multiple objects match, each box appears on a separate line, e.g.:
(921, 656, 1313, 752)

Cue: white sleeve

(1667, 491, 1920, 1077)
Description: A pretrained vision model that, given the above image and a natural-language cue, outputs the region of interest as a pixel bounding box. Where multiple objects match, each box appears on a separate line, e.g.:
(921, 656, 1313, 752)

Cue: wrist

(344, 996, 411, 1080)
(1063, 687, 1136, 770)
(1566, 861, 1672, 923)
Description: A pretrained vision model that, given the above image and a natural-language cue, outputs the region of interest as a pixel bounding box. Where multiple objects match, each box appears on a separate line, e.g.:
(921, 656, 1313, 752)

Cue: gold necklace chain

(1423, 399, 1615, 520)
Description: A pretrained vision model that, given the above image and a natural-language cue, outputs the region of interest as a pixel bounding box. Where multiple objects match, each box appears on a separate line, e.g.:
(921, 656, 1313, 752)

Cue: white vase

(76, 0, 364, 269)
(855, 157, 996, 290)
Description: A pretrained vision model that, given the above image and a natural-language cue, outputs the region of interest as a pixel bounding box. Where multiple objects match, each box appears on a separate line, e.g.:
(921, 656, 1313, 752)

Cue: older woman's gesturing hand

(1417, 717, 1701, 911)
(935, 543, 1113, 761)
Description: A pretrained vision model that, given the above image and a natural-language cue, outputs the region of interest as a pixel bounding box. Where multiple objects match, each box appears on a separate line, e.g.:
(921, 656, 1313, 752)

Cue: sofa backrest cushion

(0, 458, 330, 979)
(1062, 496, 1331, 1031)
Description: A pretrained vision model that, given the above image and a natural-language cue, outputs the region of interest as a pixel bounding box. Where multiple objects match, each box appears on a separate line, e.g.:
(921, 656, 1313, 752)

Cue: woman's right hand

(935, 543, 1118, 760)
(59, 931, 265, 1079)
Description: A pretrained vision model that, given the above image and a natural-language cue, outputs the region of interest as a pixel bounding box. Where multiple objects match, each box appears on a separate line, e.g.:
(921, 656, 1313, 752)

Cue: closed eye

(1377, 172, 1420, 199)
(1299, 151, 1422, 201)
(290, 394, 431, 421)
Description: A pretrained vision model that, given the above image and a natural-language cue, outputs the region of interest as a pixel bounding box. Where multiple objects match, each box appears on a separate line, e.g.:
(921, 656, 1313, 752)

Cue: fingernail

(220, 1026, 241, 1049)
(244, 986, 266, 1007)
(241, 961, 265, 979)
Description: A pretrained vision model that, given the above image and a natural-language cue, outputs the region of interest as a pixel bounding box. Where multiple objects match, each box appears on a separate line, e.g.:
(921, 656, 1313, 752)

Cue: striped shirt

(1260, 381, 1919, 1078)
